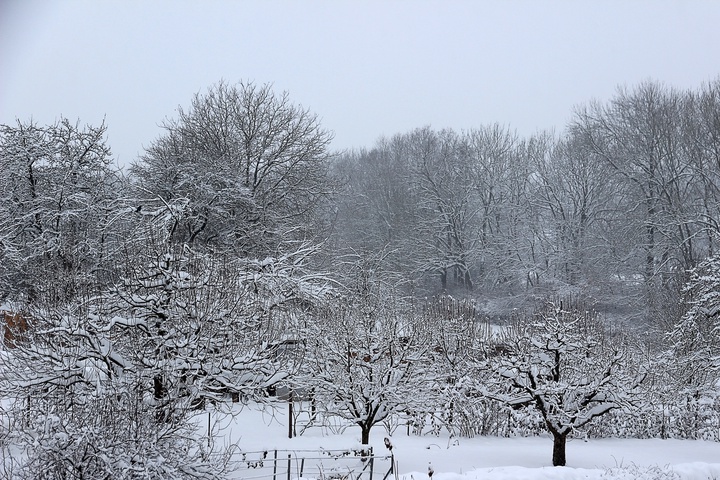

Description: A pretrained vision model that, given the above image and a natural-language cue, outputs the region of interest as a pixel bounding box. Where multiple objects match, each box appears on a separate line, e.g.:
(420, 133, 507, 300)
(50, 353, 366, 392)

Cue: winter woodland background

(2, 79, 720, 477)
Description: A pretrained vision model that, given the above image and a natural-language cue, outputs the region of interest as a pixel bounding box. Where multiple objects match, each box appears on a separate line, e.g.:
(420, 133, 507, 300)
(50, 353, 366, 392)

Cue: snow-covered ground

(209, 402, 720, 480)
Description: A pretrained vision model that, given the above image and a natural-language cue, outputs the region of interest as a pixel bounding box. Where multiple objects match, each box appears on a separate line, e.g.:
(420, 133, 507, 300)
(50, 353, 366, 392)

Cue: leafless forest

(2, 79, 720, 475)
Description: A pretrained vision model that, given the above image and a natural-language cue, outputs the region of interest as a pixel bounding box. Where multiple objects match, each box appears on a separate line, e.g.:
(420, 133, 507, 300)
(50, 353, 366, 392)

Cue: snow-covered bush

(13, 382, 222, 479)
(669, 253, 720, 384)
(0, 303, 225, 478)
(654, 252, 720, 441)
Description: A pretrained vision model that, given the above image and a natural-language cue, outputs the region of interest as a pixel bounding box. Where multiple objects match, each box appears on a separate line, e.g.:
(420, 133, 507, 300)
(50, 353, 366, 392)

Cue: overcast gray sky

(2, 1, 719, 167)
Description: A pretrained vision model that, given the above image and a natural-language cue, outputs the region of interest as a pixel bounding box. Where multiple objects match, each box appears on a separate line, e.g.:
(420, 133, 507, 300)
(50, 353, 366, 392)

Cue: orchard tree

(298, 255, 434, 445)
(132, 80, 334, 255)
(481, 301, 646, 466)
(421, 295, 485, 436)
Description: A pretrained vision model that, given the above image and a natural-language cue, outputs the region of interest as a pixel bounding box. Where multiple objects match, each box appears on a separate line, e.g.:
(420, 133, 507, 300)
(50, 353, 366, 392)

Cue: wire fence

(228, 447, 396, 480)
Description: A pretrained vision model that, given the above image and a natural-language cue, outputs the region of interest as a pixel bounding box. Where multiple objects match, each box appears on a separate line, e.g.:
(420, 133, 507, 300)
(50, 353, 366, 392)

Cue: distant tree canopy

(332, 79, 720, 324)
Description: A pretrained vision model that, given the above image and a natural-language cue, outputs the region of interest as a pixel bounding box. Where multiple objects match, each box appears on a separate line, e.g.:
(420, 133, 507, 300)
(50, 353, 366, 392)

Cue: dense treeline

(333, 80, 720, 328)
(1, 79, 720, 475)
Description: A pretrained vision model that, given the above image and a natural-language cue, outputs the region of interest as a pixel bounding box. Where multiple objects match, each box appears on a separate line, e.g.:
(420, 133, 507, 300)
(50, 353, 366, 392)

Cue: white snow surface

(205, 402, 720, 480)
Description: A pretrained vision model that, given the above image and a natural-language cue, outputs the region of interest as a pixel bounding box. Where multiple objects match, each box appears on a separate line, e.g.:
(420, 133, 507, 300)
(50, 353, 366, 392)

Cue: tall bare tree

(133, 81, 334, 255)
(572, 82, 702, 320)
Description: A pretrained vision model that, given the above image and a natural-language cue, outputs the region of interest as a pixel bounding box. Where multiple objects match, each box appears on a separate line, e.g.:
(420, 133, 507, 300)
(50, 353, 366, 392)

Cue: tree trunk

(551, 431, 568, 466)
(154, 376, 168, 423)
(153, 376, 165, 399)
(360, 423, 371, 445)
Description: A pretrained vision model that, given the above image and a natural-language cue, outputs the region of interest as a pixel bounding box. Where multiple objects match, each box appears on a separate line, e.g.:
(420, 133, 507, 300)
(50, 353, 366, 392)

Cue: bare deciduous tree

(0, 118, 119, 304)
(297, 255, 433, 445)
(133, 80, 334, 255)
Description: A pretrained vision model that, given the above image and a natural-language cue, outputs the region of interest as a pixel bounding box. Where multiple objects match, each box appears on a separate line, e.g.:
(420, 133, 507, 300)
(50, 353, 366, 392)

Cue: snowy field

(209, 402, 720, 480)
